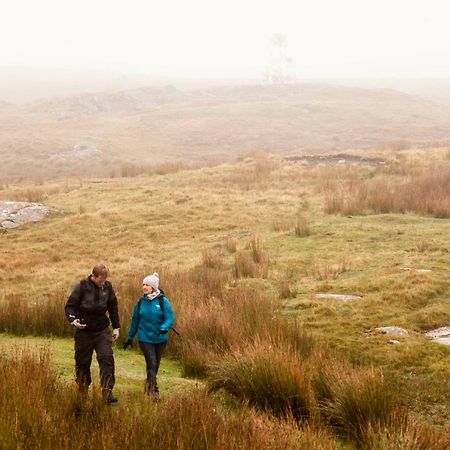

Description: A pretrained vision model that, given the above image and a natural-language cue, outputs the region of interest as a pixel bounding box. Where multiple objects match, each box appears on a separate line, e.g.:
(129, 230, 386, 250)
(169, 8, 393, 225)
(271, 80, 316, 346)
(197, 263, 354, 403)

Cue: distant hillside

(1, 83, 450, 179)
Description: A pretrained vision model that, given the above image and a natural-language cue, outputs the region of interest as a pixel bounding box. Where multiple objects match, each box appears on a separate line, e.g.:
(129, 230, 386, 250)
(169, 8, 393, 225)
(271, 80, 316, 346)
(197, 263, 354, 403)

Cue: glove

(122, 339, 133, 350)
(72, 319, 87, 330)
(112, 328, 120, 341)
(159, 329, 168, 335)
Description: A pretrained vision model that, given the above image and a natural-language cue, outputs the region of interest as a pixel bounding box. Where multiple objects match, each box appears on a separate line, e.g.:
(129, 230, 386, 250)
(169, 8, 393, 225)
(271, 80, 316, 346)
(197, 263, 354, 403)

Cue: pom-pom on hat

(143, 272, 159, 291)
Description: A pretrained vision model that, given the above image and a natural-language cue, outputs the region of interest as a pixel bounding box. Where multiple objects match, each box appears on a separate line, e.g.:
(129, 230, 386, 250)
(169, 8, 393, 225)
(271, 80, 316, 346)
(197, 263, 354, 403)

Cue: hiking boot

(104, 390, 119, 405)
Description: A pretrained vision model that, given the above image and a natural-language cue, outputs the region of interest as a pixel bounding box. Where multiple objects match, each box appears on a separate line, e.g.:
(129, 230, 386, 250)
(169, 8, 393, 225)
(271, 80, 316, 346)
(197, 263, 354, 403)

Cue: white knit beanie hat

(143, 272, 159, 291)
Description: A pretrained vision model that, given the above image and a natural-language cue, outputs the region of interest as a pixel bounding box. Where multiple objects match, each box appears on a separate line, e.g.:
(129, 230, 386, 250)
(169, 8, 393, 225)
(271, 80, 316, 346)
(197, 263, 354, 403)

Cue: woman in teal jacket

(123, 272, 175, 401)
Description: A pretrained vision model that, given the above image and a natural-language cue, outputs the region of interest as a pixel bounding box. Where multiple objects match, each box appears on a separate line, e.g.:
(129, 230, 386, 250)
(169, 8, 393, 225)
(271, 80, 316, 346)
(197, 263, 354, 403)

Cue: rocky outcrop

(425, 327, 450, 346)
(0, 201, 52, 229)
(315, 293, 362, 302)
(375, 326, 409, 336)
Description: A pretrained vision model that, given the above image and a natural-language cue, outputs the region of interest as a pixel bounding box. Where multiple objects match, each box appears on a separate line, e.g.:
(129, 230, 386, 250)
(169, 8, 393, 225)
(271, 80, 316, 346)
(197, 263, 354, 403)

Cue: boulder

(425, 327, 450, 346)
(315, 293, 361, 302)
(0, 201, 52, 229)
(376, 326, 409, 336)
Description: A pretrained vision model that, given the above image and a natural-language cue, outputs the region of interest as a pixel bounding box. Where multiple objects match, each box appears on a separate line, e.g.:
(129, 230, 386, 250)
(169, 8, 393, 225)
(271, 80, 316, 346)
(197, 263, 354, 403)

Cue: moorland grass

(0, 346, 342, 450)
(1, 148, 450, 445)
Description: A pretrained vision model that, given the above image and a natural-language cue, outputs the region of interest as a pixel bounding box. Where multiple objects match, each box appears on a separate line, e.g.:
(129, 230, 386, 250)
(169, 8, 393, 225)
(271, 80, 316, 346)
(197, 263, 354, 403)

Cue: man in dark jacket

(65, 263, 120, 404)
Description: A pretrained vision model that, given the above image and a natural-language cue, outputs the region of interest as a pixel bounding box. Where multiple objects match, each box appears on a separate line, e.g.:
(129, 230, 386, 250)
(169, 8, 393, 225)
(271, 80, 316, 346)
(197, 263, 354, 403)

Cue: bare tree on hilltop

(264, 33, 294, 85)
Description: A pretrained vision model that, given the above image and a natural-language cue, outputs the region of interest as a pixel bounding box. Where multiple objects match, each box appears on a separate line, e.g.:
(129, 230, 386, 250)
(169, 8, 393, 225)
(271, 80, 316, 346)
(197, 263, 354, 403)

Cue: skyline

(1, 0, 449, 80)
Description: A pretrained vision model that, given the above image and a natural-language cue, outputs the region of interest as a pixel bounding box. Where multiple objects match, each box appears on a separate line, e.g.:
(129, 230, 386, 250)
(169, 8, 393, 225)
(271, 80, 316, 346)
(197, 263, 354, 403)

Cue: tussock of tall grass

(279, 279, 298, 298)
(0, 181, 78, 202)
(209, 341, 315, 421)
(310, 258, 349, 281)
(109, 161, 186, 178)
(324, 167, 450, 218)
(224, 234, 237, 253)
(234, 236, 269, 279)
(295, 213, 311, 237)
(0, 346, 340, 450)
(172, 288, 277, 376)
(271, 217, 294, 232)
(361, 410, 450, 450)
(207, 340, 443, 447)
(0, 293, 71, 337)
(314, 360, 396, 445)
(222, 156, 278, 190)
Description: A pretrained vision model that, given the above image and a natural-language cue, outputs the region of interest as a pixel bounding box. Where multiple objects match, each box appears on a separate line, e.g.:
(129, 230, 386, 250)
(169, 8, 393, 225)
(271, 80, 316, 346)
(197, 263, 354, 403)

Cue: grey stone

(0, 201, 52, 229)
(315, 294, 361, 302)
(425, 327, 450, 339)
(376, 326, 409, 336)
(400, 267, 432, 273)
(425, 327, 450, 347)
(388, 340, 401, 345)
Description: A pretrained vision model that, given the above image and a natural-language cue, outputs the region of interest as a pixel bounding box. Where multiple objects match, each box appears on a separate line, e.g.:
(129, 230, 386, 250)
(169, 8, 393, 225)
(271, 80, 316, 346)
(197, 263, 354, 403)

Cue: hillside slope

(1, 83, 450, 179)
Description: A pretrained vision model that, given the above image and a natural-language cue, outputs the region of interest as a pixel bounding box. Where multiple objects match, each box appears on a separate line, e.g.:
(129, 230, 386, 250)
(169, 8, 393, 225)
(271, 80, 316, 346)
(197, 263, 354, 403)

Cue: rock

(0, 201, 52, 229)
(400, 267, 432, 273)
(425, 327, 450, 346)
(48, 143, 102, 162)
(315, 294, 361, 302)
(376, 326, 409, 336)
(388, 340, 401, 345)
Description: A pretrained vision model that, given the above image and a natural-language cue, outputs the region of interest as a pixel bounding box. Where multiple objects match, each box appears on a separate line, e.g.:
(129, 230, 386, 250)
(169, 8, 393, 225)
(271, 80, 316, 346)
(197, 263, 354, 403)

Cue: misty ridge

(1, 73, 450, 181)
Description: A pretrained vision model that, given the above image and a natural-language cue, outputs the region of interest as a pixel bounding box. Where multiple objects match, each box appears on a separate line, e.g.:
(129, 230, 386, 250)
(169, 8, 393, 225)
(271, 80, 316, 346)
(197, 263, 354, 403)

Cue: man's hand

(112, 328, 120, 341)
(72, 319, 87, 330)
(122, 339, 133, 350)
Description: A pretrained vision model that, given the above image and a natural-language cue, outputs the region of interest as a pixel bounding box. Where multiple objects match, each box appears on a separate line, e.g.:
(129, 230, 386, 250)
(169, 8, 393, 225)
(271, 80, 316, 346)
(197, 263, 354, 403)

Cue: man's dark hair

(92, 263, 109, 278)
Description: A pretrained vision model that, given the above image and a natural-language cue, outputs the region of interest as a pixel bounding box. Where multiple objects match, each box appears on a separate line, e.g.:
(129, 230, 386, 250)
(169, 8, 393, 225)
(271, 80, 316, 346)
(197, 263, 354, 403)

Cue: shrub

(323, 167, 450, 218)
(295, 213, 311, 237)
(315, 360, 396, 445)
(234, 236, 269, 279)
(201, 248, 224, 269)
(0, 293, 70, 337)
(224, 235, 237, 253)
(279, 280, 298, 298)
(208, 342, 315, 421)
(310, 258, 348, 281)
(362, 411, 450, 450)
(174, 289, 277, 374)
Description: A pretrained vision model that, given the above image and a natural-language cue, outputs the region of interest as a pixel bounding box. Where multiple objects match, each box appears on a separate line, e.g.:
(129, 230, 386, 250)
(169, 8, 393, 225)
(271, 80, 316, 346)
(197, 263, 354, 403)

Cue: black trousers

(139, 341, 167, 392)
(74, 328, 115, 390)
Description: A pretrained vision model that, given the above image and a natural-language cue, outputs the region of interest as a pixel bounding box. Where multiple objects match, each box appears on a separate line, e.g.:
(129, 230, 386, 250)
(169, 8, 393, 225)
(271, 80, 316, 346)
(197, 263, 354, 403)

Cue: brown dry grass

(1, 147, 450, 442)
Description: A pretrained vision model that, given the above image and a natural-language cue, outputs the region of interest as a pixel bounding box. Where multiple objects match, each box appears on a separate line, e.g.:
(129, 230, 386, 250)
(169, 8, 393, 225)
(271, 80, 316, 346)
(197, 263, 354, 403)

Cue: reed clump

(0, 346, 343, 450)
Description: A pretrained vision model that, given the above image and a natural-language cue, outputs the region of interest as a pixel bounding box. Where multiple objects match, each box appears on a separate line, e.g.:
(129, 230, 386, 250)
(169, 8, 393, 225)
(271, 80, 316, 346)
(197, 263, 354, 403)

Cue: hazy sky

(1, 0, 449, 79)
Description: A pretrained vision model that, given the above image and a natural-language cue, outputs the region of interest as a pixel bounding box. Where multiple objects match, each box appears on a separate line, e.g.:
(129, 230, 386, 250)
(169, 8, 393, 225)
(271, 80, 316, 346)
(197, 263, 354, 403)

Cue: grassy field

(1, 147, 450, 448)
(0, 334, 191, 394)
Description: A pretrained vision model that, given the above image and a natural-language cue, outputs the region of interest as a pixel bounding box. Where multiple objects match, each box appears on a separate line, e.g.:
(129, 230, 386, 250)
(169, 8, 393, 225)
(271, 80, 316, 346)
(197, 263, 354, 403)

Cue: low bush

(208, 341, 315, 421)
(314, 360, 396, 445)
(323, 167, 450, 218)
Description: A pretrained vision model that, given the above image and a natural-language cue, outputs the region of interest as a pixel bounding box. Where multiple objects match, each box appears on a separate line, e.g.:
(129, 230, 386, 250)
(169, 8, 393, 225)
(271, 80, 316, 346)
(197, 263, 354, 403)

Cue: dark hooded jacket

(65, 276, 120, 332)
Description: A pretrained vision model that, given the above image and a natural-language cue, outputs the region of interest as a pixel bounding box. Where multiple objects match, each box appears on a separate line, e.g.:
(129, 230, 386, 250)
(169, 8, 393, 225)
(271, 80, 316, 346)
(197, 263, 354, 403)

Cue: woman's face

(143, 283, 153, 295)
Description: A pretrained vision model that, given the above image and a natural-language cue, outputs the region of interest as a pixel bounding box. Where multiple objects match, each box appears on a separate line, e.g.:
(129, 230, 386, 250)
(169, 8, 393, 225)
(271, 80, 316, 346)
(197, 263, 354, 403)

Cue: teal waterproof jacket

(127, 292, 175, 344)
